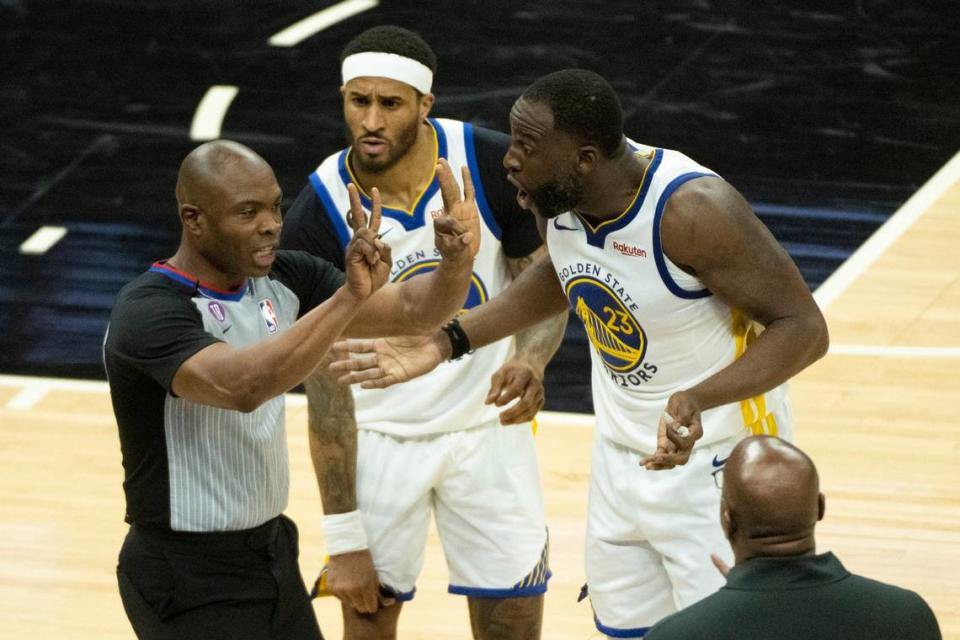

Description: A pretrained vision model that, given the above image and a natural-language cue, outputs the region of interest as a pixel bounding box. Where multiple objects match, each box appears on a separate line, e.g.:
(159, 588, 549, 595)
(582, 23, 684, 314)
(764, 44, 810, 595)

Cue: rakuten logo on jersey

(612, 241, 647, 258)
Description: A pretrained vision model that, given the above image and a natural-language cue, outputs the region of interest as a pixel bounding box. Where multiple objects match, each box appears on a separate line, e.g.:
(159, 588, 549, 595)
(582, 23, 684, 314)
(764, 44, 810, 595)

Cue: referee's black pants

(117, 514, 323, 640)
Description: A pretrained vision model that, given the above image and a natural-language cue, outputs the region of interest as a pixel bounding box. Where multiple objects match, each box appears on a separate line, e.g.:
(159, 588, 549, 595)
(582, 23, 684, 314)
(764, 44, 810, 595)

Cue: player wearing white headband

(280, 25, 568, 640)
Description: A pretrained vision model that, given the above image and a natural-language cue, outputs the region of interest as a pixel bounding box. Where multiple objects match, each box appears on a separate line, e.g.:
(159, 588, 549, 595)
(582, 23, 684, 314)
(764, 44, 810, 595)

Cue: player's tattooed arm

(305, 360, 384, 614)
(506, 246, 568, 368)
(487, 245, 568, 424)
(305, 362, 358, 513)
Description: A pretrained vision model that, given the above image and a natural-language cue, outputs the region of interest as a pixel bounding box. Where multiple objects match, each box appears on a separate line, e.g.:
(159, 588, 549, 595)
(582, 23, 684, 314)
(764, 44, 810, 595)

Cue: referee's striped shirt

(104, 251, 343, 532)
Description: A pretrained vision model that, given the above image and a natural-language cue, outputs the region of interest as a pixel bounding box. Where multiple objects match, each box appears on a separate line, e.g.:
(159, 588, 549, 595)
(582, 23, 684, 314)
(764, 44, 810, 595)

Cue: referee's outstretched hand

(343, 183, 392, 301)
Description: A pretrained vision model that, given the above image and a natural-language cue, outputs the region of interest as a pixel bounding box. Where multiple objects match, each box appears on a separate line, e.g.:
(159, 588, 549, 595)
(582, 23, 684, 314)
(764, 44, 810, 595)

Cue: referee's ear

(180, 204, 202, 236)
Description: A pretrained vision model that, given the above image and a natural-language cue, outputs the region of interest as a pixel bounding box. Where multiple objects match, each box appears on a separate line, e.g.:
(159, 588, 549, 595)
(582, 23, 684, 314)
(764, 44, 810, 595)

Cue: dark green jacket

(645, 552, 940, 640)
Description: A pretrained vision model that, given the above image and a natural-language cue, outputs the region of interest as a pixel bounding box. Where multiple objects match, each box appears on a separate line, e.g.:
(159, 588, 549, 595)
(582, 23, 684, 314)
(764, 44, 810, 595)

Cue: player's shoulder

(434, 117, 509, 150)
(644, 144, 714, 180)
(309, 147, 348, 182)
(469, 122, 511, 151)
(649, 146, 731, 217)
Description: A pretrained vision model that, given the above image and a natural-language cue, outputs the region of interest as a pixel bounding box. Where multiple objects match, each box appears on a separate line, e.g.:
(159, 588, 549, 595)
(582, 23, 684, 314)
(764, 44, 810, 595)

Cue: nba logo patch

(258, 299, 279, 334)
(207, 301, 226, 323)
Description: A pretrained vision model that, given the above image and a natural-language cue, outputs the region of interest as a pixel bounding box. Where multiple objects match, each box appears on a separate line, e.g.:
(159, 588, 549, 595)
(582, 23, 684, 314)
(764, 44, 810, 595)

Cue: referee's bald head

(175, 140, 270, 213)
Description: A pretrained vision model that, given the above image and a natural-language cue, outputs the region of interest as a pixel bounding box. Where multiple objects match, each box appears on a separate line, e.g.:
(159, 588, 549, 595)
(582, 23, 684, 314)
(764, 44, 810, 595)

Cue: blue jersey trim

(406, 118, 448, 226)
(448, 575, 551, 599)
(431, 117, 449, 161)
(381, 585, 416, 602)
(335, 120, 450, 232)
(583, 148, 662, 249)
(309, 170, 350, 250)
(463, 122, 502, 240)
(149, 263, 247, 301)
(594, 615, 650, 638)
(652, 171, 715, 299)
(448, 584, 548, 598)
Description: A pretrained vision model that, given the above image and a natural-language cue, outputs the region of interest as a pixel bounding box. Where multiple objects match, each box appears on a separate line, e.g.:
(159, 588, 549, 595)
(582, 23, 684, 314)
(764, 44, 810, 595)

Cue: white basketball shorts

(356, 419, 549, 600)
(586, 398, 793, 637)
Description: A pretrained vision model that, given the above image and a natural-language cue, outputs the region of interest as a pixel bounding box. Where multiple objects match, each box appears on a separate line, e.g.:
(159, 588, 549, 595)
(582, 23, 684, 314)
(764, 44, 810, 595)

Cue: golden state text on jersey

(559, 263, 659, 387)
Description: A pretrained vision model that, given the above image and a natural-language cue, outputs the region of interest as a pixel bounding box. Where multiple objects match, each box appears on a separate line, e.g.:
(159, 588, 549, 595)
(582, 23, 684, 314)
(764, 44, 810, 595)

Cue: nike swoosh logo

(712, 454, 728, 468)
(552, 218, 578, 231)
(222, 325, 232, 334)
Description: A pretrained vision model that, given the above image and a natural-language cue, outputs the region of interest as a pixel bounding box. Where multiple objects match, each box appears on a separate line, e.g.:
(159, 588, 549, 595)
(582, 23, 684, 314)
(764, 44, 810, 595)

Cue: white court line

(19, 226, 67, 255)
(0, 374, 597, 425)
(189, 85, 239, 141)
(268, 0, 379, 47)
(0, 374, 108, 392)
(539, 411, 594, 428)
(814, 149, 960, 311)
(6, 386, 49, 410)
(830, 344, 960, 358)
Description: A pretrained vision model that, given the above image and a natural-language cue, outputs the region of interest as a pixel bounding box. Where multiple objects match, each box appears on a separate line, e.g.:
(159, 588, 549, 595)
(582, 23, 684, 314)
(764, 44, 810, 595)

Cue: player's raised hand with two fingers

(343, 183, 393, 301)
(433, 158, 481, 263)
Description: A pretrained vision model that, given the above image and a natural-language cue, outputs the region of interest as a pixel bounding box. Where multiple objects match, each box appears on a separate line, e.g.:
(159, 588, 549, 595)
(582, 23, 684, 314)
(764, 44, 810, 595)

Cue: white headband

(341, 52, 433, 94)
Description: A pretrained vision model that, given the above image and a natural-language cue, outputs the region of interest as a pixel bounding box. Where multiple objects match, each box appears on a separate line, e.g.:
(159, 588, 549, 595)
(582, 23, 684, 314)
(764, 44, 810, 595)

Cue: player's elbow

(231, 395, 264, 414)
(222, 375, 276, 413)
(803, 307, 830, 364)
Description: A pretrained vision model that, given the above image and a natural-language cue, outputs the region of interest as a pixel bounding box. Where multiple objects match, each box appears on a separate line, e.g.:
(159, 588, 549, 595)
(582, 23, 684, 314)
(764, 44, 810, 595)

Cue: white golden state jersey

(547, 143, 788, 453)
(310, 118, 517, 437)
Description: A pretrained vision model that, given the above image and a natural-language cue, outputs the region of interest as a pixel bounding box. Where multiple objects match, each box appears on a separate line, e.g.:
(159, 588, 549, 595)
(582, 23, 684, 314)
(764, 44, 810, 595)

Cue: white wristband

(322, 510, 369, 555)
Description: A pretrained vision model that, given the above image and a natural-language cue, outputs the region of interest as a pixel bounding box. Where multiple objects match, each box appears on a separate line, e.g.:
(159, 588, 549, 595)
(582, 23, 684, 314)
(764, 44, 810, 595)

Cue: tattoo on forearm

(305, 369, 358, 514)
(507, 249, 568, 367)
(505, 253, 536, 278)
(514, 311, 567, 365)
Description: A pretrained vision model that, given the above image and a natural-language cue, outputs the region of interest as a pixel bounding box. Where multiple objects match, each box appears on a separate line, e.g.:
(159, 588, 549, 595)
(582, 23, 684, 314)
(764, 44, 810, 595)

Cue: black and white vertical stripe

(165, 394, 288, 531)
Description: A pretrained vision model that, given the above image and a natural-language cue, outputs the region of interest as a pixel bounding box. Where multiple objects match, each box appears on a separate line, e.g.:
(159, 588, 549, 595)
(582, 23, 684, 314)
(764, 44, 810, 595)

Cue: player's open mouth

(507, 175, 533, 211)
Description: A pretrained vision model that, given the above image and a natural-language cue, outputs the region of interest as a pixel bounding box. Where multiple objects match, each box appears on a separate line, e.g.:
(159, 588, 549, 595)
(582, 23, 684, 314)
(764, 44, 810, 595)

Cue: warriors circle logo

(565, 276, 646, 372)
(394, 260, 489, 311)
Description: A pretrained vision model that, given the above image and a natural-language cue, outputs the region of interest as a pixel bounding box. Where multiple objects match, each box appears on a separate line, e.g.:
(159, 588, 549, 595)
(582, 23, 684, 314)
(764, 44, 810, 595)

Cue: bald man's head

(170, 140, 283, 285)
(175, 140, 272, 212)
(721, 436, 825, 561)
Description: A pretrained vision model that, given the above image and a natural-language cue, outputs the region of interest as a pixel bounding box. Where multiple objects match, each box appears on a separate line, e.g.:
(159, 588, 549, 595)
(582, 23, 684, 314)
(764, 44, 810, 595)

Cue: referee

(103, 140, 478, 639)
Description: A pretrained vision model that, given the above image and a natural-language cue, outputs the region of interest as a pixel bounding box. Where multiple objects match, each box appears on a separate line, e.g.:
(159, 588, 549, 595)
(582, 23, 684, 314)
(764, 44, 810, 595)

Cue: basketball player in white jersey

(279, 27, 567, 640)
(330, 69, 830, 637)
